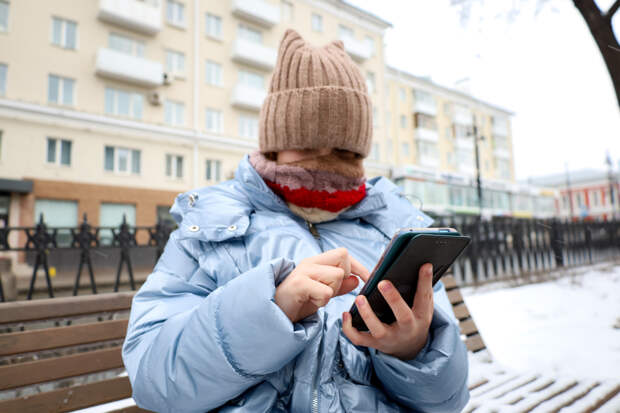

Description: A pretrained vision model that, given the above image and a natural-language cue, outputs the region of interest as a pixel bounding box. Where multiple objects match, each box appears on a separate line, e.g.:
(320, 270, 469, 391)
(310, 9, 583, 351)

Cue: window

(457, 148, 474, 171)
(205, 13, 222, 39)
(46, 138, 72, 166)
(0, 1, 8, 32)
(339, 25, 353, 40)
(399, 87, 406, 102)
(51, 17, 77, 50)
(364, 35, 375, 56)
(206, 159, 222, 182)
(386, 139, 393, 160)
(493, 134, 509, 151)
(400, 115, 406, 129)
(165, 154, 184, 178)
(238, 115, 258, 139)
(205, 108, 222, 132)
(99, 203, 136, 246)
(166, 0, 185, 27)
(165, 50, 185, 75)
(281, 1, 293, 22)
(0, 63, 6, 96)
(48, 74, 75, 106)
(205, 60, 222, 86)
(385, 111, 391, 129)
(369, 143, 380, 161)
(454, 124, 470, 139)
(417, 141, 439, 160)
(34, 200, 78, 247)
(495, 158, 511, 180)
(366, 71, 375, 94)
(401, 142, 410, 157)
(414, 113, 437, 130)
(109, 32, 144, 57)
(311, 13, 323, 32)
(104, 146, 141, 174)
(592, 190, 600, 207)
(157, 205, 176, 227)
(238, 24, 262, 44)
(372, 106, 378, 129)
(105, 87, 143, 119)
(164, 100, 184, 126)
(239, 69, 264, 89)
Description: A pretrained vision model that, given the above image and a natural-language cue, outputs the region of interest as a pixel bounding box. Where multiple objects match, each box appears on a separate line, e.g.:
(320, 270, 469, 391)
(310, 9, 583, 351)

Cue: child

(123, 29, 469, 412)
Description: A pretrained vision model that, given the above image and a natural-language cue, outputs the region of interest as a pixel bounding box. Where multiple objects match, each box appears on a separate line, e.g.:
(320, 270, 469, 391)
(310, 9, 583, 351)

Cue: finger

(306, 248, 349, 267)
(378, 280, 414, 325)
(306, 279, 335, 307)
(335, 275, 359, 296)
(349, 255, 370, 282)
(341, 312, 374, 348)
(412, 263, 434, 323)
(301, 264, 346, 292)
(355, 295, 388, 339)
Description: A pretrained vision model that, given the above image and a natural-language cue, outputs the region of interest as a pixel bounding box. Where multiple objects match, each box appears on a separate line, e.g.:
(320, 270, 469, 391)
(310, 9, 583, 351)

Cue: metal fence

(0, 213, 174, 301)
(0, 214, 619, 301)
(434, 216, 620, 285)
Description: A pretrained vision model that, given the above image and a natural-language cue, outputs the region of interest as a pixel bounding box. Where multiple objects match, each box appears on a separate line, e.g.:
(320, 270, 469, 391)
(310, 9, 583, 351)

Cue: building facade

(529, 169, 620, 221)
(0, 0, 518, 248)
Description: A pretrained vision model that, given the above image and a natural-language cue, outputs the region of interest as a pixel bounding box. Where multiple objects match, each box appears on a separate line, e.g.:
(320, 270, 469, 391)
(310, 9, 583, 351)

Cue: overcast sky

(348, 0, 620, 180)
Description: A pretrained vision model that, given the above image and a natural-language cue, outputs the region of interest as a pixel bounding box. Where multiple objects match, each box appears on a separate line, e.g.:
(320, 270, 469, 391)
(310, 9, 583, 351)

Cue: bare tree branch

(606, 0, 620, 20)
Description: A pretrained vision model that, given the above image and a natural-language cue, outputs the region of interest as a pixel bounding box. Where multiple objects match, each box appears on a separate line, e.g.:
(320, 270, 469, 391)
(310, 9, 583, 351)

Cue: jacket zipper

(306, 220, 322, 413)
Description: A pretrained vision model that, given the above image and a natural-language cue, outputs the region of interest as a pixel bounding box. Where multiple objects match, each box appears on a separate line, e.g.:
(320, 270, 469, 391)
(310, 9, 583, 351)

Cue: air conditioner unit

(163, 72, 172, 85)
(148, 91, 163, 106)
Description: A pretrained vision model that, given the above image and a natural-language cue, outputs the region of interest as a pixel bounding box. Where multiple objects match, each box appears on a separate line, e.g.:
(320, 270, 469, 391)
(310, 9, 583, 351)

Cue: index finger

(349, 256, 370, 282)
(412, 263, 434, 322)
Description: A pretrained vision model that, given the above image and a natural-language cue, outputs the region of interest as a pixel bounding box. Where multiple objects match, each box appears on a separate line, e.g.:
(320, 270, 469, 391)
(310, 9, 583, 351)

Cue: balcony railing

(415, 127, 439, 143)
(494, 147, 511, 159)
(231, 84, 267, 112)
(98, 0, 162, 35)
(96, 48, 164, 88)
(231, 0, 280, 28)
(492, 118, 509, 136)
(455, 137, 474, 150)
(231, 38, 277, 71)
(340, 37, 372, 61)
(418, 155, 440, 168)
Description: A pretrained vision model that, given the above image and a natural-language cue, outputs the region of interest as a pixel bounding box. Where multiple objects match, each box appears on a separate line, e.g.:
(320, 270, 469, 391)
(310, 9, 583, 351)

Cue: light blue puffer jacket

(122, 155, 470, 413)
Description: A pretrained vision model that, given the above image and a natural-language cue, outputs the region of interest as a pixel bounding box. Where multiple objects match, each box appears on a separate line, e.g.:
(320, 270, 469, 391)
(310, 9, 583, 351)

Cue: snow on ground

(462, 264, 620, 380)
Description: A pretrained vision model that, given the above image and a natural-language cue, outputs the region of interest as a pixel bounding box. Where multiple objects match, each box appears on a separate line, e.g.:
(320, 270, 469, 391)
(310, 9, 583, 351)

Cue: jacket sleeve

(369, 281, 470, 412)
(122, 231, 321, 413)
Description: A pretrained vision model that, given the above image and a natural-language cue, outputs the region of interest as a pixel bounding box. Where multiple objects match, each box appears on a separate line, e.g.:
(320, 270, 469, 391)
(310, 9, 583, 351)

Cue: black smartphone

(349, 228, 471, 331)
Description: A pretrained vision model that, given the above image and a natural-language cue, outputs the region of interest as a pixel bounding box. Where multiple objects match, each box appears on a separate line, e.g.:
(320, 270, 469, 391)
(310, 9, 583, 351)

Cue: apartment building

(0, 0, 518, 244)
(0, 0, 390, 238)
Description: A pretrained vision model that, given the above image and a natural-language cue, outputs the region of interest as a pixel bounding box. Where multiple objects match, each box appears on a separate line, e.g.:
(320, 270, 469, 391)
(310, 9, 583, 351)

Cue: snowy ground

(462, 263, 620, 381)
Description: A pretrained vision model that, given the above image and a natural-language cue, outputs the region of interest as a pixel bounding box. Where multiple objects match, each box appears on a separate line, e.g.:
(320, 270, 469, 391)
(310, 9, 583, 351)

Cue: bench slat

(459, 319, 479, 336)
(0, 293, 134, 324)
(0, 376, 133, 413)
(0, 346, 123, 390)
(466, 334, 486, 352)
(447, 289, 464, 305)
(442, 275, 457, 290)
(0, 319, 129, 356)
(452, 303, 471, 320)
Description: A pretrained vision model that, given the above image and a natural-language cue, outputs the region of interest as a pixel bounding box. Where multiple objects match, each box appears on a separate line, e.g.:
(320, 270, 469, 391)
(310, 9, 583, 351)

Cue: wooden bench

(0, 292, 150, 413)
(1, 278, 618, 412)
(443, 275, 620, 412)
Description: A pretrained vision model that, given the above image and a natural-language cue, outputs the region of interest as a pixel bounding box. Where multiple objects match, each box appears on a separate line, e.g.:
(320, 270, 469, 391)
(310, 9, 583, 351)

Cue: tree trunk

(573, 0, 620, 108)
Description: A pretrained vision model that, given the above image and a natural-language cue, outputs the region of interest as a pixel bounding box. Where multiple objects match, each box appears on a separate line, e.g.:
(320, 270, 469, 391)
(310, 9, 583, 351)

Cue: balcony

(231, 0, 280, 28)
(494, 147, 511, 159)
(418, 155, 440, 169)
(98, 0, 161, 35)
(492, 117, 509, 136)
(455, 137, 474, 150)
(453, 106, 473, 126)
(414, 101, 437, 116)
(415, 127, 439, 143)
(231, 38, 277, 71)
(96, 48, 163, 88)
(231, 83, 266, 111)
(340, 37, 372, 62)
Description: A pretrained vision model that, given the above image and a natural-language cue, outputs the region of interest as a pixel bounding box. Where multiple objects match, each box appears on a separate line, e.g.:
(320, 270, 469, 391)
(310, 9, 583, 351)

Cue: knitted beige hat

(259, 29, 373, 158)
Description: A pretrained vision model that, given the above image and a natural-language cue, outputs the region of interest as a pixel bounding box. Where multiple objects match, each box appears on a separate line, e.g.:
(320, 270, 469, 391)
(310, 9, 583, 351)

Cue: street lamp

(468, 113, 484, 219)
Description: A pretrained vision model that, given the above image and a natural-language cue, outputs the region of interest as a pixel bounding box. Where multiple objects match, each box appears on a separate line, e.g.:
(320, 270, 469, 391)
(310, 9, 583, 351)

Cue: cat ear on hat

(330, 39, 345, 51)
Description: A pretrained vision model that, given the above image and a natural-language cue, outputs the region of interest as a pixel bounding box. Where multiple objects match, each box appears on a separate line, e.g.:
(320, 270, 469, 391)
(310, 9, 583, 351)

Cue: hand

(342, 263, 434, 361)
(275, 248, 370, 323)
